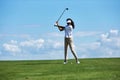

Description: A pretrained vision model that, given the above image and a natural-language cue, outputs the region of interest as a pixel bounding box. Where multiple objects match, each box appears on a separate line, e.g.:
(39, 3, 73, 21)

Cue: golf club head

(66, 8, 69, 10)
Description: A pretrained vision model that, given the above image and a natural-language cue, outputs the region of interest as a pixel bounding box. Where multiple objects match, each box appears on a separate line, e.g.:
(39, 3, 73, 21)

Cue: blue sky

(0, 0, 120, 60)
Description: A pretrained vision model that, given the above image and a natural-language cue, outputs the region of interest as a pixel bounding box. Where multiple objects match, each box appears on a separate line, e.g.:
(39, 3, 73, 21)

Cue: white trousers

(64, 37, 78, 62)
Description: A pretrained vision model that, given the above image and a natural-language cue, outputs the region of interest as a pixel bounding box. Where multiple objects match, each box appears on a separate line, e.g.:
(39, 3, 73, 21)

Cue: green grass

(0, 58, 120, 80)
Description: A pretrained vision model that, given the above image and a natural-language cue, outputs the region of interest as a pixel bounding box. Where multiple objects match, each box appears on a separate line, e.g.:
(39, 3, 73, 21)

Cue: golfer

(55, 18, 80, 64)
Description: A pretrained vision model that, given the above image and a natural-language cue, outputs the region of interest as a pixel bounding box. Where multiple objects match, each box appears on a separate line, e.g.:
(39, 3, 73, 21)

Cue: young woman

(55, 18, 80, 64)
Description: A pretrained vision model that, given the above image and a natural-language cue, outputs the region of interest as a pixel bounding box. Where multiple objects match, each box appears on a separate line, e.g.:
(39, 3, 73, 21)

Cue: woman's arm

(55, 21, 65, 31)
(58, 26, 65, 31)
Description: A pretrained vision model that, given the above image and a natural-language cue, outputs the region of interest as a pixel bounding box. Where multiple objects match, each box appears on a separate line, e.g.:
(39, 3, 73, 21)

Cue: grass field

(0, 58, 120, 80)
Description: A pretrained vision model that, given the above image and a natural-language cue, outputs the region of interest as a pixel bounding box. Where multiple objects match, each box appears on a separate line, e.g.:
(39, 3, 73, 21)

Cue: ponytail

(66, 18, 75, 29)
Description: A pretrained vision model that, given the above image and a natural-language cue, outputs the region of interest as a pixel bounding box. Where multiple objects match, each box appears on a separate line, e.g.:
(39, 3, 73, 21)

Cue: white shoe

(77, 61, 80, 64)
(63, 62, 67, 64)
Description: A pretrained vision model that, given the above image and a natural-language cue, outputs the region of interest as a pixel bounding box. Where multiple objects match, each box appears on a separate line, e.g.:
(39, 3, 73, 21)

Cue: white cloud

(1, 38, 63, 58)
(20, 39, 44, 48)
(2, 39, 44, 56)
(10, 40, 18, 44)
(1, 29, 120, 60)
(100, 29, 120, 48)
(53, 42, 63, 48)
(3, 43, 21, 56)
(46, 32, 64, 37)
(76, 29, 120, 58)
(74, 31, 102, 37)
(99, 29, 120, 57)
(46, 40, 63, 49)
(109, 29, 119, 37)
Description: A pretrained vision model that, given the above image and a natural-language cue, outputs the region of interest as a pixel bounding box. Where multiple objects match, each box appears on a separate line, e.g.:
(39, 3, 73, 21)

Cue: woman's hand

(54, 21, 59, 27)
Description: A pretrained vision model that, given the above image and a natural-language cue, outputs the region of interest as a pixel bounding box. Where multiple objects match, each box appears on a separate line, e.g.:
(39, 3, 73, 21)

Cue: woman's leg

(68, 38, 79, 62)
(64, 38, 68, 62)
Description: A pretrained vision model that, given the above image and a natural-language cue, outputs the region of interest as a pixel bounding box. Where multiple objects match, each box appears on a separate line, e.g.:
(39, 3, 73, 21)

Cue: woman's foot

(63, 62, 67, 64)
(76, 61, 80, 64)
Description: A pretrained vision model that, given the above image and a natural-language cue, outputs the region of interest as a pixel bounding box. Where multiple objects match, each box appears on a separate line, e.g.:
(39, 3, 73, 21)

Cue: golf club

(54, 8, 69, 26)
(57, 8, 69, 22)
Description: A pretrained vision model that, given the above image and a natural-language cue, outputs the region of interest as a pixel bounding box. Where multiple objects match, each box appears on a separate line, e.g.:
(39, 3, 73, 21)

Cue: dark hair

(66, 18, 75, 29)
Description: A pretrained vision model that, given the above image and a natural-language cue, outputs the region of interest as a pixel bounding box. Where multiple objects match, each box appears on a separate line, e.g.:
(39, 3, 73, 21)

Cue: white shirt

(64, 25, 73, 38)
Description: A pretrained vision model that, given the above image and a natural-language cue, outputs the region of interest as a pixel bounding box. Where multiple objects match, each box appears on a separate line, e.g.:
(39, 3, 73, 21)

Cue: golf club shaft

(57, 8, 68, 22)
